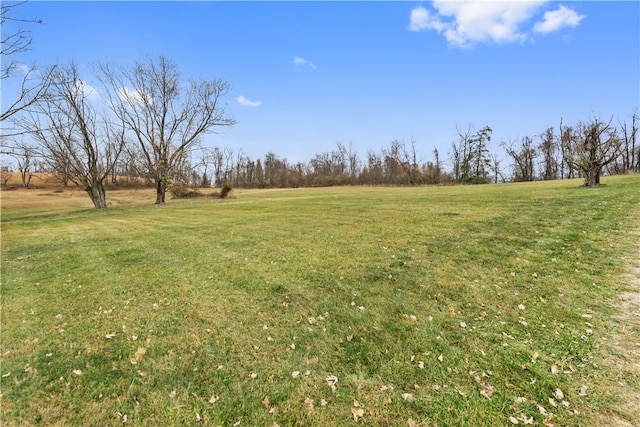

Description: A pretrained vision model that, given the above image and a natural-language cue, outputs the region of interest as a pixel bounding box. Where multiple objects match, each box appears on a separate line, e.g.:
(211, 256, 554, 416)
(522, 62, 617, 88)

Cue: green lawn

(1, 176, 639, 426)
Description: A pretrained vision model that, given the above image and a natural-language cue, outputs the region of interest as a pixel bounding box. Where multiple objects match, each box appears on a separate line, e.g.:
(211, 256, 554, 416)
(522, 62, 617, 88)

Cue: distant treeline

(111, 115, 639, 189)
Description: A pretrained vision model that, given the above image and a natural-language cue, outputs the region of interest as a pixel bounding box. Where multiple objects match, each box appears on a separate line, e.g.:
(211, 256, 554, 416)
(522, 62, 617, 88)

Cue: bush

(169, 182, 203, 199)
(220, 182, 233, 199)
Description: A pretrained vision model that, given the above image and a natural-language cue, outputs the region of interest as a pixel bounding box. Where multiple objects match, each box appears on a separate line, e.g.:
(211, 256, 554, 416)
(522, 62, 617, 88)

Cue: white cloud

(408, 1, 584, 48)
(237, 95, 262, 107)
(293, 56, 316, 69)
(15, 63, 31, 76)
(76, 79, 100, 100)
(534, 5, 585, 34)
(118, 86, 149, 107)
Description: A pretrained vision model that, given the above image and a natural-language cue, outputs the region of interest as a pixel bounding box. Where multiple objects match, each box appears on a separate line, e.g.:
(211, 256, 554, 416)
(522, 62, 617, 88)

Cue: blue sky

(2, 1, 639, 165)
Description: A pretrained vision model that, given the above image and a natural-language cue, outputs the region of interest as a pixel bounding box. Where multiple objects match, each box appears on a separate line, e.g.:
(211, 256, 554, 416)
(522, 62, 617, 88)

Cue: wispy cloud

(293, 56, 316, 69)
(237, 95, 262, 107)
(76, 80, 100, 101)
(408, 2, 584, 48)
(533, 5, 585, 34)
(118, 86, 150, 107)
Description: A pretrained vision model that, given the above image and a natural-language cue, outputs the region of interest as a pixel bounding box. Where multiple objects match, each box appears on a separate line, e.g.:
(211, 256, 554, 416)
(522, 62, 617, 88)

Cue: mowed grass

(1, 176, 639, 426)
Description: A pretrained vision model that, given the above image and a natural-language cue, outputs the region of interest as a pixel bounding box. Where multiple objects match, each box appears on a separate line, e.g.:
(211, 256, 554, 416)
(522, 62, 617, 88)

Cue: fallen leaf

(553, 389, 564, 400)
(475, 377, 494, 399)
(304, 397, 314, 408)
(72, 369, 82, 376)
(291, 371, 300, 378)
(402, 393, 414, 401)
(409, 315, 417, 322)
(542, 414, 556, 427)
(579, 385, 588, 396)
(209, 395, 219, 404)
(130, 347, 146, 365)
(169, 390, 176, 398)
(518, 413, 534, 425)
(509, 415, 519, 424)
(262, 396, 270, 408)
(326, 375, 338, 391)
(105, 333, 116, 339)
(352, 407, 365, 422)
(437, 354, 444, 363)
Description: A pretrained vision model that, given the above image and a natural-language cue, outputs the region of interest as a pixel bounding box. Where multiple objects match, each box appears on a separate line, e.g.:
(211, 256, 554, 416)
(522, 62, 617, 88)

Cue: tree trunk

(86, 180, 108, 209)
(155, 179, 166, 204)
(583, 166, 601, 187)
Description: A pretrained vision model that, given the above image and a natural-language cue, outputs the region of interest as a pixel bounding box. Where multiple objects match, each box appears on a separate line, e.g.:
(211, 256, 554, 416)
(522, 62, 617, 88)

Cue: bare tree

(21, 63, 126, 208)
(561, 117, 623, 187)
(502, 137, 536, 182)
(398, 137, 422, 185)
(538, 127, 559, 180)
(619, 112, 638, 173)
(0, 1, 53, 127)
(12, 140, 36, 187)
(449, 140, 461, 182)
(100, 56, 236, 204)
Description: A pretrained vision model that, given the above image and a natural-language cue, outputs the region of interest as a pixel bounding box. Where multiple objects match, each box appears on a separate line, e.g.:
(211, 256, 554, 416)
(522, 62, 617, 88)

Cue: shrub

(220, 182, 233, 199)
(169, 182, 203, 199)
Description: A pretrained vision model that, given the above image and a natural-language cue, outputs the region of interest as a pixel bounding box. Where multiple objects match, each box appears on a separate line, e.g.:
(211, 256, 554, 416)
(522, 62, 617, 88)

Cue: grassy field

(1, 176, 639, 426)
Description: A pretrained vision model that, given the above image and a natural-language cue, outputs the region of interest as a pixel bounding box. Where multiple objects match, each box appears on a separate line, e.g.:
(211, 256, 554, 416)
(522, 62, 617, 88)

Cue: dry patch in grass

(595, 228, 640, 427)
(1, 187, 157, 211)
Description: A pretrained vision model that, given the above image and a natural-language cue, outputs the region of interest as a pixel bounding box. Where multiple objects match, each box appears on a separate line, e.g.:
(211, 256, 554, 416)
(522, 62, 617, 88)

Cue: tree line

(1, 3, 638, 208)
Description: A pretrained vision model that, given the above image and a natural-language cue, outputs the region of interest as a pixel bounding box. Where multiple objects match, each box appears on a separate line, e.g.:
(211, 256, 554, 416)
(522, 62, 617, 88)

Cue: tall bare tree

(20, 63, 126, 208)
(538, 127, 559, 180)
(619, 112, 638, 173)
(100, 56, 236, 204)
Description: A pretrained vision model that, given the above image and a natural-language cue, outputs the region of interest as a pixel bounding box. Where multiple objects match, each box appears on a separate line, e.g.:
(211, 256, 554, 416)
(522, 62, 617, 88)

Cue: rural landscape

(2, 1, 640, 426)
(1, 175, 639, 426)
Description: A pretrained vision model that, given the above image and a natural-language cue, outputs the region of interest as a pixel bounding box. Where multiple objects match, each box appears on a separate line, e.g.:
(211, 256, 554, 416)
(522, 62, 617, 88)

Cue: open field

(1, 176, 639, 426)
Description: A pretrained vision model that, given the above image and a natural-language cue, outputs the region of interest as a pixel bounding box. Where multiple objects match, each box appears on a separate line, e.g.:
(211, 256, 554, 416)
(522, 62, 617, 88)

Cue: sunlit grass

(1, 176, 639, 425)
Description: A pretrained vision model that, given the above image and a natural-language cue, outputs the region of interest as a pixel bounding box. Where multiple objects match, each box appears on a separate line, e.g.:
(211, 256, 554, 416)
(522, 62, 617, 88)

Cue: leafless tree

(502, 137, 536, 182)
(11, 139, 36, 187)
(619, 112, 638, 173)
(561, 117, 623, 187)
(0, 1, 53, 128)
(99, 56, 236, 204)
(538, 127, 559, 180)
(20, 63, 126, 208)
